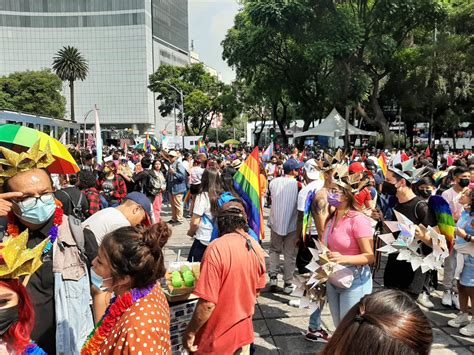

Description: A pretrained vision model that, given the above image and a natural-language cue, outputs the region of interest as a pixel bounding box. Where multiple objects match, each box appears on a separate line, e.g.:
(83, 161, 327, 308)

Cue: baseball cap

(124, 192, 152, 226)
(303, 159, 321, 180)
(283, 158, 304, 173)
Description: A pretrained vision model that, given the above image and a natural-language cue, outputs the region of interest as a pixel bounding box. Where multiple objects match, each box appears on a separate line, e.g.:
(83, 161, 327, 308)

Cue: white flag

(94, 105, 103, 165)
(58, 131, 67, 145)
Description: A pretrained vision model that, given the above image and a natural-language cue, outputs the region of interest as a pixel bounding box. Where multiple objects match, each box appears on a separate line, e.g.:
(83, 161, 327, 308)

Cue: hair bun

(140, 222, 171, 256)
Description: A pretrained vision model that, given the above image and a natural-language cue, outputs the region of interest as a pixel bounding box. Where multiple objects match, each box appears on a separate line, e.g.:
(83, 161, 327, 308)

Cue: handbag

(323, 215, 355, 289)
(328, 264, 354, 289)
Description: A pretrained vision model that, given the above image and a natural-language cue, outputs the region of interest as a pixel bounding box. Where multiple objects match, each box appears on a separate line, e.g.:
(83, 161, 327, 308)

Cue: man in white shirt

(83, 192, 152, 245)
(441, 166, 471, 308)
(268, 158, 303, 293)
(295, 159, 324, 273)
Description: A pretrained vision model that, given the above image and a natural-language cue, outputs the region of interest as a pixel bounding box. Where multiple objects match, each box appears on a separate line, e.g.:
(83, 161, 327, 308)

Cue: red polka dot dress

(98, 285, 171, 354)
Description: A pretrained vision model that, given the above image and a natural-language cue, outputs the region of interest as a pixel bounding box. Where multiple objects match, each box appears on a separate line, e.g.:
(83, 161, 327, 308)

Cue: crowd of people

(0, 139, 473, 354)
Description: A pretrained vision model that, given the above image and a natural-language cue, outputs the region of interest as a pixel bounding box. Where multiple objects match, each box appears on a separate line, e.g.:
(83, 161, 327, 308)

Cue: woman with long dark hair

(187, 168, 223, 262)
(321, 289, 433, 355)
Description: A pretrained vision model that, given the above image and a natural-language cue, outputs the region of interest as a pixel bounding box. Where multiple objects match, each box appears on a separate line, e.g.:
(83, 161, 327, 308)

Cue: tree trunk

(202, 122, 212, 140)
(272, 103, 288, 145)
(69, 80, 75, 121)
(356, 78, 392, 149)
(452, 127, 457, 151)
(253, 120, 265, 146)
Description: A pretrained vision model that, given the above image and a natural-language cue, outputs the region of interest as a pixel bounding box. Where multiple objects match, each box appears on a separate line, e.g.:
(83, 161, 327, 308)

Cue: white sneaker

(460, 321, 474, 337)
(417, 293, 435, 309)
(289, 299, 301, 307)
(442, 291, 452, 307)
(452, 293, 460, 310)
(448, 313, 470, 328)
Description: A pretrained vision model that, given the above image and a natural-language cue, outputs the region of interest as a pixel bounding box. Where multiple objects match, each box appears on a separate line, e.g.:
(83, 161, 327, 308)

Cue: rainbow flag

(428, 195, 455, 251)
(378, 152, 388, 177)
(197, 137, 207, 153)
(233, 147, 264, 240)
(145, 133, 152, 154)
(302, 190, 316, 242)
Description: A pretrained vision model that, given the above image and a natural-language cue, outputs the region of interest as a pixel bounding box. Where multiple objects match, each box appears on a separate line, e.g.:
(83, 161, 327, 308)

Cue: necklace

(81, 283, 155, 355)
(6, 200, 64, 255)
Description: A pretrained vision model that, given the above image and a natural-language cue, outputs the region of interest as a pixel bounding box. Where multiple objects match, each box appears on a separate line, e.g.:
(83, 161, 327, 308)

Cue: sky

(188, 0, 241, 83)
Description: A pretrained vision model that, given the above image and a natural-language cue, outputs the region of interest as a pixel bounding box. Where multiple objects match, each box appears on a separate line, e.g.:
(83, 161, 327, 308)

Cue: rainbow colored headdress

(0, 230, 50, 279)
(0, 140, 55, 185)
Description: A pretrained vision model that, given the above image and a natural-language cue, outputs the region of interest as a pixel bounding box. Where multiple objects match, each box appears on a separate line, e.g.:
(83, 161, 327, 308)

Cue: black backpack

(58, 189, 85, 221)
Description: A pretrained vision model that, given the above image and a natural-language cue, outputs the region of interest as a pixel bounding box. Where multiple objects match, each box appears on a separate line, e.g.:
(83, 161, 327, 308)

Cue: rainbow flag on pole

(378, 152, 388, 177)
(233, 147, 265, 240)
(197, 137, 207, 153)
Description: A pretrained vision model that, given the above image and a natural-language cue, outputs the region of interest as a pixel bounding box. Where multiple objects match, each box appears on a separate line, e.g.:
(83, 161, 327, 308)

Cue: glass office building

(0, 0, 189, 133)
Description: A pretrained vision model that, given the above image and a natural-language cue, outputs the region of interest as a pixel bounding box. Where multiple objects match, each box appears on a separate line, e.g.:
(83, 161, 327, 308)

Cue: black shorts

(190, 184, 201, 195)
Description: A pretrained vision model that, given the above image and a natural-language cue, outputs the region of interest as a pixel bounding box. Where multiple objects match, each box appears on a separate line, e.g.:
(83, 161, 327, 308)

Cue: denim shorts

(460, 254, 474, 287)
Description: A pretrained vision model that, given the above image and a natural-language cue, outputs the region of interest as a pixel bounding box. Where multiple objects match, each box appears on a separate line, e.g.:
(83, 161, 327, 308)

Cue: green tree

(380, 0, 472, 148)
(149, 63, 238, 138)
(224, 0, 449, 148)
(52, 46, 89, 121)
(0, 69, 66, 118)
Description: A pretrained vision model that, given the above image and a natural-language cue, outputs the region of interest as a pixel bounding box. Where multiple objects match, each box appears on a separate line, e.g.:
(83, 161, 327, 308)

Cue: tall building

(0, 0, 189, 134)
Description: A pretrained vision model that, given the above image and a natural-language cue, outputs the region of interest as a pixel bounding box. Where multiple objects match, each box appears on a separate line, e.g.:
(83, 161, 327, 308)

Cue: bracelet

(465, 235, 472, 242)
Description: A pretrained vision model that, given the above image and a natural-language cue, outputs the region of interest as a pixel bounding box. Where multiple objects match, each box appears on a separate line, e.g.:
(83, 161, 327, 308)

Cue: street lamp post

(83, 109, 94, 148)
(159, 83, 185, 149)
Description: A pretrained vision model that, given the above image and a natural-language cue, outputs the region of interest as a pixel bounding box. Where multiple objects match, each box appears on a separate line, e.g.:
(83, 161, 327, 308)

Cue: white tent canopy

(293, 108, 377, 138)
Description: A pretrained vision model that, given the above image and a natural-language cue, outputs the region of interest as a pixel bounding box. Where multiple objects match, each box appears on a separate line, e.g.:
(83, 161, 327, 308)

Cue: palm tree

(52, 46, 88, 121)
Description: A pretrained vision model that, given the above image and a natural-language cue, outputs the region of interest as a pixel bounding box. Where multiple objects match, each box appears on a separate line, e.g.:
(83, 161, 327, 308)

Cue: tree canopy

(148, 63, 239, 138)
(0, 69, 66, 119)
(52, 45, 89, 121)
(222, 0, 471, 148)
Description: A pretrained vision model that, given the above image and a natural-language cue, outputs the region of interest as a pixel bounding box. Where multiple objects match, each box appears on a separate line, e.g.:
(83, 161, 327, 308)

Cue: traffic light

(270, 128, 276, 141)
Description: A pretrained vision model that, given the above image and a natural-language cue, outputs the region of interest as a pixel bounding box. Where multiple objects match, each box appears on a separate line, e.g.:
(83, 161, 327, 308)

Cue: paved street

(162, 206, 474, 354)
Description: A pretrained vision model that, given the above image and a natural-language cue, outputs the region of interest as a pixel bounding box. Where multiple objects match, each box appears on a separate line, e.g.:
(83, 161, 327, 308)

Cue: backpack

(59, 189, 85, 221)
(146, 171, 163, 196)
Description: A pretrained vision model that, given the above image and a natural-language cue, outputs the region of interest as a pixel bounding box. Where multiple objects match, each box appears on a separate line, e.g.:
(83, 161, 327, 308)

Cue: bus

(0, 110, 80, 143)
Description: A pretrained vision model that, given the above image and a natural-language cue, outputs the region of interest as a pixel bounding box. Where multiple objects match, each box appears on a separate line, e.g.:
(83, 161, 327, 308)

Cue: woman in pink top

(323, 173, 375, 326)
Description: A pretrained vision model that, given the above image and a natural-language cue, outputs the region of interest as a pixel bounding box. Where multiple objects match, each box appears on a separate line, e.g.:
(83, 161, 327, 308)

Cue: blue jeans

(326, 265, 372, 327)
(54, 272, 94, 354)
(309, 305, 322, 330)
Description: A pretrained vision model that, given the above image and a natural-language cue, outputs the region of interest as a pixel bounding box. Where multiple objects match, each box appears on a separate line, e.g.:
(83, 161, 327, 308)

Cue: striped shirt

(269, 176, 299, 235)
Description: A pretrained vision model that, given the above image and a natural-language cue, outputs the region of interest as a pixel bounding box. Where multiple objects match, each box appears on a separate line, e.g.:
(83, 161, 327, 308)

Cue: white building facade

(0, 0, 189, 134)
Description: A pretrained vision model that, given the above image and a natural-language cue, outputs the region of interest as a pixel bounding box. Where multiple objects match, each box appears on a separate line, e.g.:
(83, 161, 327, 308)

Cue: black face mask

(0, 305, 19, 336)
(418, 190, 433, 199)
(382, 181, 398, 196)
(459, 178, 470, 188)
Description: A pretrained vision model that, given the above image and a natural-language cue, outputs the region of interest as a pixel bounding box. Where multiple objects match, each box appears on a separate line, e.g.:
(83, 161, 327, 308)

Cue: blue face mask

(15, 195, 56, 225)
(90, 268, 113, 292)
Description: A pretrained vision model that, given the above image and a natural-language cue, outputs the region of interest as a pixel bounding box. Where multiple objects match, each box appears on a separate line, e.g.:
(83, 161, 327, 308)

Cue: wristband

(465, 235, 472, 242)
